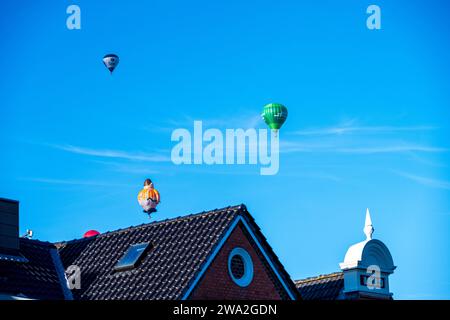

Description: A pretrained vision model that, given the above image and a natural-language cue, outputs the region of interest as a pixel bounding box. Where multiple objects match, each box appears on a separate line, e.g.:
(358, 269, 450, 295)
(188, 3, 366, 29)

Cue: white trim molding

(181, 215, 297, 300)
(228, 247, 254, 287)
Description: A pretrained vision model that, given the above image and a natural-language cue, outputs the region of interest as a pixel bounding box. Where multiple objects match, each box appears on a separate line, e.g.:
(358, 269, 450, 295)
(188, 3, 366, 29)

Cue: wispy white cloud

(281, 140, 446, 154)
(276, 171, 341, 181)
(202, 114, 262, 129)
(49, 144, 171, 162)
(394, 171, 450, 190)
(281, 119, 445, 155)
(141, 113, 262, 135)
(90, 160, 162, 175)
(335, 145, 446, 154)
(19, 177, 134, 188)
(140, 125, 176, 134)
(156, 113, 263, 130)
(278, 116, 445, 156)
(291, 124, 437, 136)
(406, 153, 447, 168)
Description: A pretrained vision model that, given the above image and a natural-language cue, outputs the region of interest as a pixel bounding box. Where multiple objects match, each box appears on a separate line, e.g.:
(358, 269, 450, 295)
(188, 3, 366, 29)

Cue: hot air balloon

(83, 230, 100, 238)
(102, 54, 119, 74)
(261, 103, 288, 136)
(137, 178, 160, 218)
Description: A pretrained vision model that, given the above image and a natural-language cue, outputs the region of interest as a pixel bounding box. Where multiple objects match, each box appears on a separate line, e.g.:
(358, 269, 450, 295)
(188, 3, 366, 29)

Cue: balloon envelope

(262, 103, 288, 130)
(102, 54, 119, 73)
(83, 230, 100, 238)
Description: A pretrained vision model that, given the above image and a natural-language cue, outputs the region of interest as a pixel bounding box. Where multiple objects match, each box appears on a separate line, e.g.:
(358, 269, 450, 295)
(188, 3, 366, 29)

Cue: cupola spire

(363, 208, 374, 240)
(339, 208, 396, 299)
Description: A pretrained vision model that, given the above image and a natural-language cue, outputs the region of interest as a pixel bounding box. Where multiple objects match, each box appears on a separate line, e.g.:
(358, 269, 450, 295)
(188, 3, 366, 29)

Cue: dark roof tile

(295, 272, 344, 300)
(2, 204, 299, 300)
(0, 239, 66, 300)
(57, 205, 242, 300)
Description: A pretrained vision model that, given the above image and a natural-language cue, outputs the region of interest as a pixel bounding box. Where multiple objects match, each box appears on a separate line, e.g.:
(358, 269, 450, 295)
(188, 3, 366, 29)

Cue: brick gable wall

(188, 222, 290, 300)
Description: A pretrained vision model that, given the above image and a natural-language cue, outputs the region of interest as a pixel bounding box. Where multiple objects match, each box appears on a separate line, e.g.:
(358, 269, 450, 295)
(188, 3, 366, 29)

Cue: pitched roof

(295, 272, 344, 300)
(56, 204, 299, 300)
(0, 238, 67, 300)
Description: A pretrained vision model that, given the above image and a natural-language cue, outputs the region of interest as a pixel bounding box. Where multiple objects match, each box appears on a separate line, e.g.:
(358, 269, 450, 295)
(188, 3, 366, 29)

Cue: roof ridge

(295, 272, 343, 284)
(55, 204, 247, 245)
(0, 197, 19, 203)
(20, 237, 56, 248)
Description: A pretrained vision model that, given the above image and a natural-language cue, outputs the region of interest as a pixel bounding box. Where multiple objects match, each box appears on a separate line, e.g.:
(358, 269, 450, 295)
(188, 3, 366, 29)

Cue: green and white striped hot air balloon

(261, 103, 288, 136)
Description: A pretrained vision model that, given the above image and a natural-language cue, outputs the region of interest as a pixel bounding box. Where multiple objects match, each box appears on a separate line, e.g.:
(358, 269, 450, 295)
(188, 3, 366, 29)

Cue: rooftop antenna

(21, 229, 33, 239)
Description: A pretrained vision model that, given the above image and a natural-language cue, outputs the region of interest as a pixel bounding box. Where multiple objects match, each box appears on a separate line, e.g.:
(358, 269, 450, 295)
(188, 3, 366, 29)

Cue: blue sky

(1, 0, 449, 299)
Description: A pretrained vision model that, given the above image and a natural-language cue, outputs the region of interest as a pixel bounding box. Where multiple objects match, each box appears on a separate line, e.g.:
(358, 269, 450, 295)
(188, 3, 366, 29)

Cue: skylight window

(114, 242, 152, 272)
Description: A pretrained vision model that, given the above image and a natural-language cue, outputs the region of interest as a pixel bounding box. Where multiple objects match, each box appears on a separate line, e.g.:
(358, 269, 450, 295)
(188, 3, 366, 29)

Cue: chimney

(0, 198, 19, 253)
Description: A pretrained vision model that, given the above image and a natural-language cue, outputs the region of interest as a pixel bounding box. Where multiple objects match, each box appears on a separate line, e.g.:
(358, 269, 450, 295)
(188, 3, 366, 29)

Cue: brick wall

(188, 223, 289, 300)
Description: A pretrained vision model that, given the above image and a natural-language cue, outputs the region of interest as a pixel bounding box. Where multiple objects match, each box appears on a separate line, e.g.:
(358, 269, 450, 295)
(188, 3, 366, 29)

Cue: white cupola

(339, 209, 396, 299)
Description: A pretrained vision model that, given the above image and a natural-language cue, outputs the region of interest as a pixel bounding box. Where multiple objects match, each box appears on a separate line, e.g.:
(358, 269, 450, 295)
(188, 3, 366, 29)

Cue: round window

(228, 247, 254, 287)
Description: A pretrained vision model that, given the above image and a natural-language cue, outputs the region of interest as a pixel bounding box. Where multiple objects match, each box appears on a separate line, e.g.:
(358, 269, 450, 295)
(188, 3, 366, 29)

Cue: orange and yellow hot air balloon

(137, 178, 160, 214)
